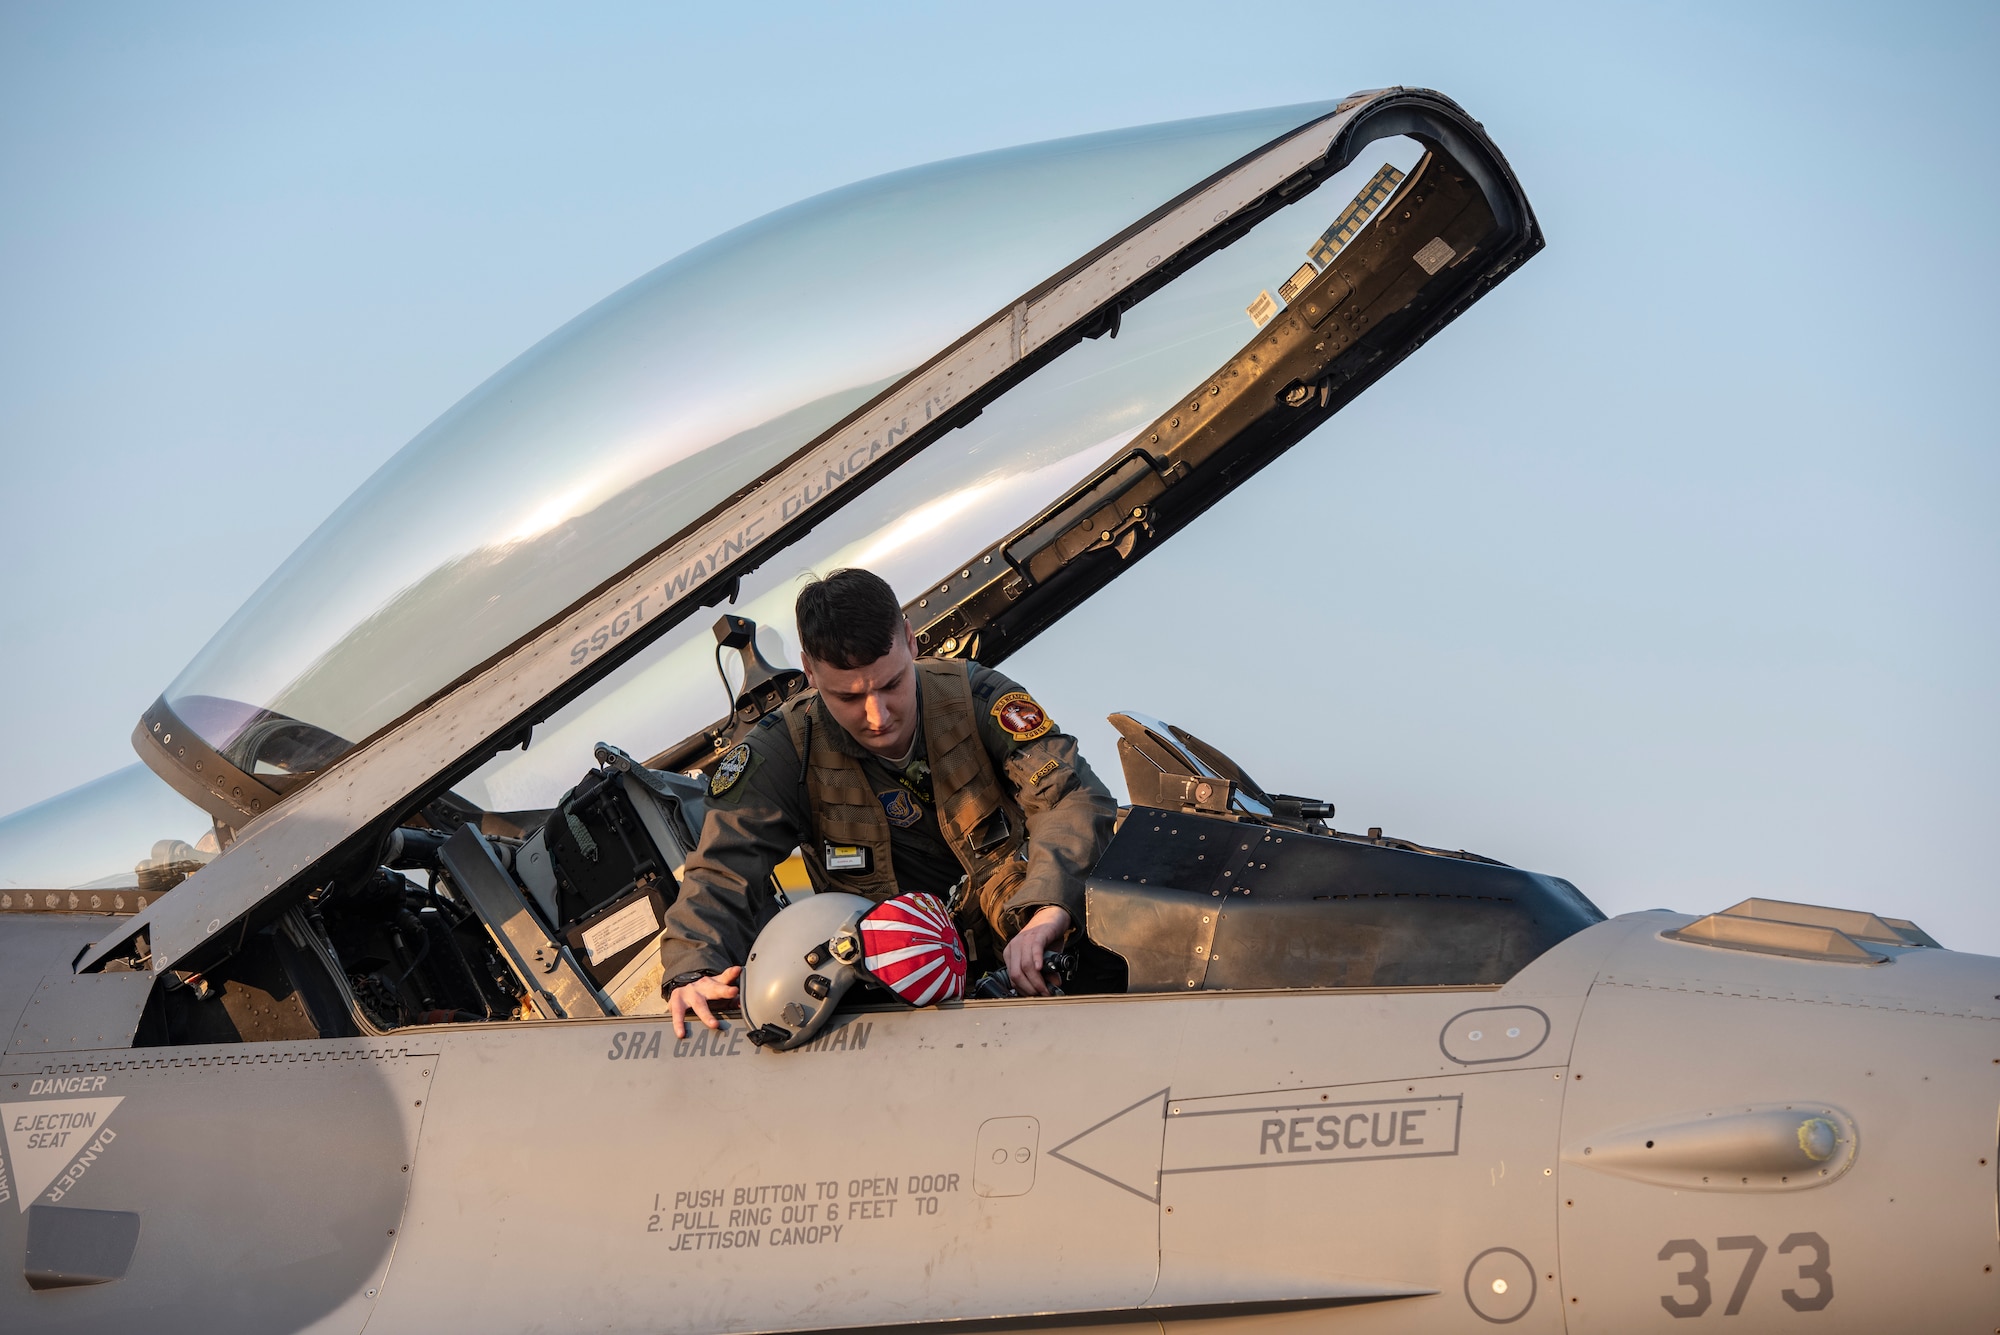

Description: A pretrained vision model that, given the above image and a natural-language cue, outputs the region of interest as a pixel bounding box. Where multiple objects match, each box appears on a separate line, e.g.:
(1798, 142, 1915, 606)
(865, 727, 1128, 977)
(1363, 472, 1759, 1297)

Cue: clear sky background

(2, 4, 1995, 947)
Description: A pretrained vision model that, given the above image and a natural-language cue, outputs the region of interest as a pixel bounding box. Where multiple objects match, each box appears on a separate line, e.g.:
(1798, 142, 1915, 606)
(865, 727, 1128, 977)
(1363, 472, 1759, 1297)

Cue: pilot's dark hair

(796, 568, 907, 669)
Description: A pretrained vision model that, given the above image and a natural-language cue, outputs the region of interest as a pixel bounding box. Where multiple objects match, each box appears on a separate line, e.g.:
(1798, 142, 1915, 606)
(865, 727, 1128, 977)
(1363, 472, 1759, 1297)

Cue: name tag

(825, 843, 871, 872)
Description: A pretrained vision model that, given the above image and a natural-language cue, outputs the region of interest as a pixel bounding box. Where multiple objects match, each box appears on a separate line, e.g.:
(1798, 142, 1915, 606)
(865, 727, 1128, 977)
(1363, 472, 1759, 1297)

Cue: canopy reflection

(0, 765, 212, 893)
(455, 137, 1423, 810)
(164, 105, 1337, 778)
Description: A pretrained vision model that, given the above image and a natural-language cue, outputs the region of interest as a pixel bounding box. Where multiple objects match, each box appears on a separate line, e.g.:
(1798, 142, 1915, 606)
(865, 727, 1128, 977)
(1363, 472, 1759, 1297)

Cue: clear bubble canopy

(161, 103, 1338, 782)
(7, 97, 1442, 889)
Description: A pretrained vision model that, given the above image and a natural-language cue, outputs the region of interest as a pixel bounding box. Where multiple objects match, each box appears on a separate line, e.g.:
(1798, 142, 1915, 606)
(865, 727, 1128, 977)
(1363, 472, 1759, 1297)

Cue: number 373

(1659, 1233, 1832, 1317)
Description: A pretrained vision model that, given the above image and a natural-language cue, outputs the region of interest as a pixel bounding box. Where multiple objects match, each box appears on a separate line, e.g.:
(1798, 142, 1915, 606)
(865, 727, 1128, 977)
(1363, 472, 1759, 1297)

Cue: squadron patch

(878, 789, 924, 828)
(990, 691, 1054, 742)
(709, 743, 754, 798)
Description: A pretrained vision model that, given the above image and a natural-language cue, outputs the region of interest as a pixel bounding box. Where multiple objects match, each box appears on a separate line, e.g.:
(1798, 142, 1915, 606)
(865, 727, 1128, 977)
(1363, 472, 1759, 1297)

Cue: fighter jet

(0, 87, 1992, 1332)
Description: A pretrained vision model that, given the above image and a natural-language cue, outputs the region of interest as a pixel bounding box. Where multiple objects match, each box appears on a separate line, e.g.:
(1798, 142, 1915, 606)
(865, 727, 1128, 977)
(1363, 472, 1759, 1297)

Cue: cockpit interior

(131, 658, 1603, 1049)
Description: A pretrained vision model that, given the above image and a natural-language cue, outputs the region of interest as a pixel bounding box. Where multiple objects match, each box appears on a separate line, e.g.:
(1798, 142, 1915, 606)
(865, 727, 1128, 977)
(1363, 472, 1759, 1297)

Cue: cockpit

(1, 89, 1592, 1047)
(117, 654, 1604, 1049)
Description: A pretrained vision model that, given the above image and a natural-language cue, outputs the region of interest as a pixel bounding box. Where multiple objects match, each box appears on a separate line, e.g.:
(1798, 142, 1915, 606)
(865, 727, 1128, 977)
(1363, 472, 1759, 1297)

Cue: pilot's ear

(800, 652, 819, 688)
(902, 618, 917, 656)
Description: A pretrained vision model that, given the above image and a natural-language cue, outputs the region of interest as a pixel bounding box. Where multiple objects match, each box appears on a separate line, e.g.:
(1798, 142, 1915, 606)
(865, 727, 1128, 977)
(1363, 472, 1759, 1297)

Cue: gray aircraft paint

(7, 913, 1995, 1328)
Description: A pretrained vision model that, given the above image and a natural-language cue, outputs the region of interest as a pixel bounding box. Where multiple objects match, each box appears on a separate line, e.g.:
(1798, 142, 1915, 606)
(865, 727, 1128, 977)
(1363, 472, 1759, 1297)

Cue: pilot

(660, 567, 1116, 1037)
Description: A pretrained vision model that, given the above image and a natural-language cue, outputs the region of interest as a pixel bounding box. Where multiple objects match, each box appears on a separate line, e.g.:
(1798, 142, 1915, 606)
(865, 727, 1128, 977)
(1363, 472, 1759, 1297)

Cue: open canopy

(100, 87, 1541, 974)
(145, 103, 1340, 816)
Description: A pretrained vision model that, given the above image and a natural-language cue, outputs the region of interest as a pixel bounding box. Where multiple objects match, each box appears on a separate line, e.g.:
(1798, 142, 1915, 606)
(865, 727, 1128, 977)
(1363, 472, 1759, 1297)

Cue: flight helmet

(742, 890, 967, 1049)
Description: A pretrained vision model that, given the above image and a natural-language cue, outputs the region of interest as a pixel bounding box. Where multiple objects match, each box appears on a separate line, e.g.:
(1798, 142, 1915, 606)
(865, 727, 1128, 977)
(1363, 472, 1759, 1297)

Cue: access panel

(1557, 918, 2000, 1329)
(368, 996, 1185, 1333)
(1153, 990, 1572, 1331)
(0, 1041, 435, 1333)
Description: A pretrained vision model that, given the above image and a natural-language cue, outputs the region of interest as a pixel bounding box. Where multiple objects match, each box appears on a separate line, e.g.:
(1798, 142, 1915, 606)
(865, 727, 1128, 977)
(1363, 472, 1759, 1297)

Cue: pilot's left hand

(668, 966, 742, 1039)
(1003, 906, 1070, 997)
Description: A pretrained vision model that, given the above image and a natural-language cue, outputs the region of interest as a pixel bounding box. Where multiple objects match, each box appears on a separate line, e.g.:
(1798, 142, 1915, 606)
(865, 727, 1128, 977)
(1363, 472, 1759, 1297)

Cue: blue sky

(2, 3, 1995, 946)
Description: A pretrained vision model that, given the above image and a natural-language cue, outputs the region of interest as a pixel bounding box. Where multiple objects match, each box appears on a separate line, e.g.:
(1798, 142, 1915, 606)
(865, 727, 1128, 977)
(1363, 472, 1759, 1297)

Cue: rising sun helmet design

(742, 890, 967, 1049)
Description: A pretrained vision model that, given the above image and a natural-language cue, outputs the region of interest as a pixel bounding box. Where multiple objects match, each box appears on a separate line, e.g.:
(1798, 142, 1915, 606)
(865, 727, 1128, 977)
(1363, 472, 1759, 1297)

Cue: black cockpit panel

(1086, 809, 1603, 991)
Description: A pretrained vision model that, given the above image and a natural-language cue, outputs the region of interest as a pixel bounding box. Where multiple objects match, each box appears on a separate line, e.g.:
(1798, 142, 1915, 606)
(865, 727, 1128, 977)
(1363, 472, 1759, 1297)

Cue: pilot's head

(797, 568, 920, 759)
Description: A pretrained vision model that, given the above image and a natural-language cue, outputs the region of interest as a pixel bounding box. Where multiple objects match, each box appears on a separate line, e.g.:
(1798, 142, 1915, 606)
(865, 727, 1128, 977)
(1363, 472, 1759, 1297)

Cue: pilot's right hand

(669, 966, 742, 1039)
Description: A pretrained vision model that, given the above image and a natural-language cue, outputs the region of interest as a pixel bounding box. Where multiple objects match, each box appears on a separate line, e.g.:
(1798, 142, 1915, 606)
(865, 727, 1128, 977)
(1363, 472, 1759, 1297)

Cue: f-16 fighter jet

(0, 88, 1991, 1333)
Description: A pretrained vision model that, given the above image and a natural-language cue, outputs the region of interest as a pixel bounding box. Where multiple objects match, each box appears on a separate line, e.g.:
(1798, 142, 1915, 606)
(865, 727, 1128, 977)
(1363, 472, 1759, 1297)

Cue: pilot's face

(802, 620, 921, 759)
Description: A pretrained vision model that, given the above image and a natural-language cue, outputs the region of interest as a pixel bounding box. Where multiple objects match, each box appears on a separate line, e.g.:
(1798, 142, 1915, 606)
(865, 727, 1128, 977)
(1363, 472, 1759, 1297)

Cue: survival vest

(783, 659, 1028, 938)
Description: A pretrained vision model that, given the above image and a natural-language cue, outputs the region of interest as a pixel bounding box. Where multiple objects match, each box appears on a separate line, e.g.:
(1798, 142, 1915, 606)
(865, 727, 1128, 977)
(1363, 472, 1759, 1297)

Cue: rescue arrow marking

(1047, 1089, 1169, 1203)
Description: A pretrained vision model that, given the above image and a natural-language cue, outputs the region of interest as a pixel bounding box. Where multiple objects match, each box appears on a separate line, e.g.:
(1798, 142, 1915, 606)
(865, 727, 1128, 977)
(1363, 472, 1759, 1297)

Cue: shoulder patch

(756, 711, 784, 730)
(990, 691, 1054, 742)
(709, 742, 755, 798)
